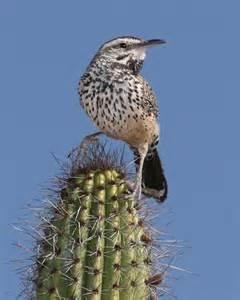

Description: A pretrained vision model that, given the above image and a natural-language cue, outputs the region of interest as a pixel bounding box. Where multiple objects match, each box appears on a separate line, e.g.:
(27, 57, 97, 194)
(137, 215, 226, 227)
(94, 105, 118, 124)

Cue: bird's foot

(132, 181, 142, 201)
(79, 134, 100, 156)
(68, 132, 102, 159)
(125, 180, 135, 192)
(122, 180, 142, 201)
(132, 188, 142, 201)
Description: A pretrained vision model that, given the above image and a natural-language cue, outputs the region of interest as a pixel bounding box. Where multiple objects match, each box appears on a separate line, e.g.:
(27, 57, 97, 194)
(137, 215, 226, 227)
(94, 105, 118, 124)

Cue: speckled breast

(79, 74, 159, 148)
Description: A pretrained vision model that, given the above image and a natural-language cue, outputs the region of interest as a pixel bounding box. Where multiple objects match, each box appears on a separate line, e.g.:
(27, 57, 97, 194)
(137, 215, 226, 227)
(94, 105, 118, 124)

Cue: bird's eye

(119, 43, 127, 48)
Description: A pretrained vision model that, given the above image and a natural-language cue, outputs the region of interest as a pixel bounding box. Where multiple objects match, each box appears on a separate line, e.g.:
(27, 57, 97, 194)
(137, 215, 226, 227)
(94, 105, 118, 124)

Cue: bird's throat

(127, 59, 144, 75)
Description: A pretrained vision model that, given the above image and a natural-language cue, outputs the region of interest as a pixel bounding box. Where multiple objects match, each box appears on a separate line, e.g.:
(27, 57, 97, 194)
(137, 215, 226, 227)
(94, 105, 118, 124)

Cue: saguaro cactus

(26, 145, 166, 299)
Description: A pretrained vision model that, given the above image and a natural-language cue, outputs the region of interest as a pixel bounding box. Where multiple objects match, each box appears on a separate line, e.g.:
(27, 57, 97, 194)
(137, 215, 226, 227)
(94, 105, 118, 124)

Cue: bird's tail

(134, 147, 168, 202)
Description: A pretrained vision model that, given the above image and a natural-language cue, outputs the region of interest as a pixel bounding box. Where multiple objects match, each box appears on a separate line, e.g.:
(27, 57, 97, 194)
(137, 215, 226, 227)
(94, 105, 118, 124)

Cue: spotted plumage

(79, 36, 168, 202)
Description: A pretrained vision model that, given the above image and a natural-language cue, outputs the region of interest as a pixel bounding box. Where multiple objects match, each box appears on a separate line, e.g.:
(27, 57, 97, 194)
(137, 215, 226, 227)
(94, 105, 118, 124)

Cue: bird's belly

(94, 107, 158, 148)
(114, 116, 157, 147)
(81, 89, 159, 148)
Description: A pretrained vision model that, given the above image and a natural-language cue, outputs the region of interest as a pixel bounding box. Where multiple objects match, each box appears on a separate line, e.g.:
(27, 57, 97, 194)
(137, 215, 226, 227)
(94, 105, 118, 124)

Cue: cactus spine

(34, 165, 160, 300)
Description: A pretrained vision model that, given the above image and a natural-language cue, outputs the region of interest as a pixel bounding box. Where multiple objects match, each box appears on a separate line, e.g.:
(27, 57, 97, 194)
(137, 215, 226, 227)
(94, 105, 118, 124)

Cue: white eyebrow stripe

(100, 37, 143, 50)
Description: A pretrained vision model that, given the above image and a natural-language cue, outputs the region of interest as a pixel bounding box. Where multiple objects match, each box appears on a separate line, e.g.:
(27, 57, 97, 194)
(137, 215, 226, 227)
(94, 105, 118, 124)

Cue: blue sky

(0, 0, 239, 299)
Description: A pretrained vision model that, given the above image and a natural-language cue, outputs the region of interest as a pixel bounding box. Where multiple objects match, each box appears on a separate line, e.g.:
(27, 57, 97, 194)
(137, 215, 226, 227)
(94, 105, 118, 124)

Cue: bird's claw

(67, 132, 102, 159)
(79, 136, 99, 156)
(132, 186, 142, 201)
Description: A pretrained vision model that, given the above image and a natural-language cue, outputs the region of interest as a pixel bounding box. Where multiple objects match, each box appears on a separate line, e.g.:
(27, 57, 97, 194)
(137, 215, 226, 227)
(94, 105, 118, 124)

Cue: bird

(78, 36, 168, 202)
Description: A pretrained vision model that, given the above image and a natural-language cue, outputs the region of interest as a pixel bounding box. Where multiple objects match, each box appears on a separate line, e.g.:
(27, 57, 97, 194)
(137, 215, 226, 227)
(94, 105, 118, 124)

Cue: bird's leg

(79, 131, 103, 155)
(133, 144, 148, 200)
(68, 131, 103, 158)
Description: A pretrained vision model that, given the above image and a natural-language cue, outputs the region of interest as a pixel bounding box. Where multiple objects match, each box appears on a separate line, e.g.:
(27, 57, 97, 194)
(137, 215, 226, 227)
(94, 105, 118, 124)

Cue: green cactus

(26, 145, 165, 300)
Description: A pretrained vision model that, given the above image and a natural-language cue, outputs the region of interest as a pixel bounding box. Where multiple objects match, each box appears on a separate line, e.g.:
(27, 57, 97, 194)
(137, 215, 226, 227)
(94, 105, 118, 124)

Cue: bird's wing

(137, 75, 159, 117)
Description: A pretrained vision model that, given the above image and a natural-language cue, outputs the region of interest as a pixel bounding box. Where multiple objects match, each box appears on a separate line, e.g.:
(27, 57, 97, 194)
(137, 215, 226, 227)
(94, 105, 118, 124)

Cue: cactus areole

(34, 165, 162, 300)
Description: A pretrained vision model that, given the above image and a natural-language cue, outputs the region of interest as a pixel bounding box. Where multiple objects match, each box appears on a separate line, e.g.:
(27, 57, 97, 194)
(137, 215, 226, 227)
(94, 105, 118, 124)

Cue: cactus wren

(78, 36, 168, 202)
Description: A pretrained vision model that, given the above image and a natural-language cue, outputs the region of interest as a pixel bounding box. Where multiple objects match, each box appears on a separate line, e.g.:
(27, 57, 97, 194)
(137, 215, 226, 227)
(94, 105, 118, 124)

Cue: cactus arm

(81, 172, 106, 300)
(67, 173, 94, 299)
(101, 170, 121, 300)
(36, 191, 74, 299)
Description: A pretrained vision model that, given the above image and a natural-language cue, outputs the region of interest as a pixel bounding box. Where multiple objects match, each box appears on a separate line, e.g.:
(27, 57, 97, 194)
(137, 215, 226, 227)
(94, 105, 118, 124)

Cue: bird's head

(93, 36, 166, 74)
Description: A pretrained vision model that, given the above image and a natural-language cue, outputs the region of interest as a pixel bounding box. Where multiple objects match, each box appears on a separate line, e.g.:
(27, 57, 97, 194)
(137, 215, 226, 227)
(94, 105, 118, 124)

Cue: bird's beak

(144, 39, 166, 47)
(130, 39, 166, 49)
